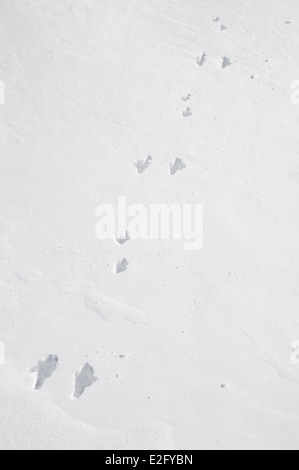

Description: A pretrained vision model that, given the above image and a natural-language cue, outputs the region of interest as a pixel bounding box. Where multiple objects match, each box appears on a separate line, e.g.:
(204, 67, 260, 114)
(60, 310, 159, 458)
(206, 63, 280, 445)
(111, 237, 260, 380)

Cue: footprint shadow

(182, 107, 192, 117)
(170, 158, 186, 176)
(116, 231, 130, 245)
(221, 57, 232, 68)
(197, 53, 207, 66)
(30, 355, 59, 390)
(73, 363, 97, 399)
(115, 258, 129, 274)
(181, 94, 191, 102)
(134, 156, 152, 174)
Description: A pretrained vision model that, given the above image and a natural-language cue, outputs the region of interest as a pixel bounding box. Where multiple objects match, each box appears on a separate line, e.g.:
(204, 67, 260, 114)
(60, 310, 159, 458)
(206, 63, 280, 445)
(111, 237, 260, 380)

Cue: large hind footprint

(182, 107, 192, 117)
(73, 363, 97, 399)
(221, 57, 232, 68)
(134, 155, 152, 174)
(30, 355, 58, 390)
(170, 158, 186, 176)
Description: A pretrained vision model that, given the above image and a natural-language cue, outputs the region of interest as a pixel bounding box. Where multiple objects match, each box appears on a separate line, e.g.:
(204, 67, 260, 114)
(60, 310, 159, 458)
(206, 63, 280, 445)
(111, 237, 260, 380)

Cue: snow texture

(1, 0, 299, 451)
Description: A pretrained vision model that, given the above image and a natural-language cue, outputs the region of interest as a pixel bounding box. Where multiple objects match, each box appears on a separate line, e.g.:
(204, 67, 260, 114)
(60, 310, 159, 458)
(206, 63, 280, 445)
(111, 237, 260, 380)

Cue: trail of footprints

(29, 14, 248, 399)
(133, 155, 186, 176)
(196, 52, 233, 70)
(112, 15, 241, 275)
(213, 16, 227, 30)
(28, 13, 287, 400)
(195, 17, 234, 75)
(113, 154, 187, 275)
(30, 355, 97, 399)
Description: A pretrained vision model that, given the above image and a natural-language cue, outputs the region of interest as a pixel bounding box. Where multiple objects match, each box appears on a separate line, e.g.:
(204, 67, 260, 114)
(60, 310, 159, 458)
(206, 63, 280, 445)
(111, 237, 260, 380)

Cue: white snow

(1, 0, 299, 450)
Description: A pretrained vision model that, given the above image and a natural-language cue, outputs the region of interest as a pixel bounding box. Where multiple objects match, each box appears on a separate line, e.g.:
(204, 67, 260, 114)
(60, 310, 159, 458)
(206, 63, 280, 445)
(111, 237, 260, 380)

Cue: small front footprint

(73, 363, 97, 399)
(197, 52, 207, 66)
(170, 158, 186, 176)
(115, 258, 129, 274)
(116, 230, 130, 245)
(30, 355, 58, 390)
(181, 94, 191, 102)
(134, 155, 152, 174)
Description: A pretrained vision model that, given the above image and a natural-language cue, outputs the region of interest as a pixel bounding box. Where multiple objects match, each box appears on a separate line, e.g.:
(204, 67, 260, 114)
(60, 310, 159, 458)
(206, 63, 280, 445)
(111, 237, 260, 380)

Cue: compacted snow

(1, 0, 299, 450)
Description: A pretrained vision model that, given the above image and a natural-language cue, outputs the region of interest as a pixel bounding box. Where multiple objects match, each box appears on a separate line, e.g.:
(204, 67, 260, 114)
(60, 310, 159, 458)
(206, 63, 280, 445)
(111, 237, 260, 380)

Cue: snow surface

(1, 0, 299, 450)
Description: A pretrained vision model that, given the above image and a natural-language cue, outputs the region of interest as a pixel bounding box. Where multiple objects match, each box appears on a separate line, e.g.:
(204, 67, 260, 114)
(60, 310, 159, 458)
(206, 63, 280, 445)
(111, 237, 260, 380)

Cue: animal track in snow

(73, 363, 97, 399)
(116, 230, 130, 245)
(182, 107, 192, 117)
(181, 94, 191, 102)
(196, 52, 207, 66)
(115, 258, 129, 274)
(221, 25, 228, 31)
(221, 57, 232, 69)
(30, 355, 59, 390)
(170, 158, 186, 176)
(134, 155, 152, 174)
(213, 17, 220, 22)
